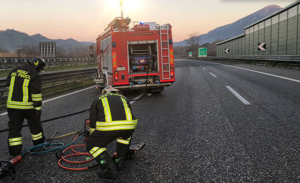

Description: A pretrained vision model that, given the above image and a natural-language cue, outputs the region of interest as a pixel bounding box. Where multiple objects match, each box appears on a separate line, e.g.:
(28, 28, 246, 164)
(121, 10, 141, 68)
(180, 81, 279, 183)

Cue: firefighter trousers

(86, 130, 134, 169)
(7, 109, 45, 156)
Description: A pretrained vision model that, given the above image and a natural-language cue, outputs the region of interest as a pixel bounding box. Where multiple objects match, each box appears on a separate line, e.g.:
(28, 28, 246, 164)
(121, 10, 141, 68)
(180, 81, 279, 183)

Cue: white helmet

(102, 86, 120, 94)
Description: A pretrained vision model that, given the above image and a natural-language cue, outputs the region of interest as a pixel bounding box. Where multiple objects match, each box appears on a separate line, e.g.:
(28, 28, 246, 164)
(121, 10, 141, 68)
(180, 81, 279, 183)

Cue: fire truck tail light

(170, 68, 174, 78)
(114, 71, 119, 81)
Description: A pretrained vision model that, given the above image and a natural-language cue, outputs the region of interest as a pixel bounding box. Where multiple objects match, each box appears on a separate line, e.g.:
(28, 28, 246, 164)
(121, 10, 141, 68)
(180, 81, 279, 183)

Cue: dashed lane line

(226, 86, 251, 105)
(209, 72, 217, 78)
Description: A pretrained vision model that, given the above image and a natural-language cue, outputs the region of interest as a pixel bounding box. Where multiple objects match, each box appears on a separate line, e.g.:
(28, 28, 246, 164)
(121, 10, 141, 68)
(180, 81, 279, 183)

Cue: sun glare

(108, 0, 142, 16)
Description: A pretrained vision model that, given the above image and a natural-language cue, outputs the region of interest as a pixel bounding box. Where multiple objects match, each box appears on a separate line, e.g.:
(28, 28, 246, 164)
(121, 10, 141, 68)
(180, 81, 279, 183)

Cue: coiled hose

(57, 133, 99, 171)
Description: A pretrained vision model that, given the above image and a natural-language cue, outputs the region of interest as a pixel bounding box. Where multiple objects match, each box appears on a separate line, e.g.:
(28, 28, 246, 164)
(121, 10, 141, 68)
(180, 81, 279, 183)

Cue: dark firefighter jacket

(6, 64, 43, 110)
(89, 93, 137, 133)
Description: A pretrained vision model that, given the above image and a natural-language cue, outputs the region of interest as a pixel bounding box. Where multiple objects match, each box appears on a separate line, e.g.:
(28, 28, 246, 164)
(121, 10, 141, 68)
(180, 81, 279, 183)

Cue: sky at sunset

(0, 0, 296, 43)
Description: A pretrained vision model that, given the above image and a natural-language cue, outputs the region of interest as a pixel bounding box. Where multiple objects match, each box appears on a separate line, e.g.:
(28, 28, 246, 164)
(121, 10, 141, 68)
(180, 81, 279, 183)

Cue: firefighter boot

(115, 157, 125, 171)
(97, 152, 118, 179)
(98, 162, 118, 179)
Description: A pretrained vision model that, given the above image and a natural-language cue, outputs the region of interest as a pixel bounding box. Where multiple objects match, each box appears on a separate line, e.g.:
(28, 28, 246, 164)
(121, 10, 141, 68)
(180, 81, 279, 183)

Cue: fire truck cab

(95, 17, 175, 92)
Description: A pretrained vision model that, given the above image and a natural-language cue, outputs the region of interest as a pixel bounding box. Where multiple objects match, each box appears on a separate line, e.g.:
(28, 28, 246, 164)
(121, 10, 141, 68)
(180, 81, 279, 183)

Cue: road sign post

(189, 52, 192, 57)
(198, 47, 207, 57)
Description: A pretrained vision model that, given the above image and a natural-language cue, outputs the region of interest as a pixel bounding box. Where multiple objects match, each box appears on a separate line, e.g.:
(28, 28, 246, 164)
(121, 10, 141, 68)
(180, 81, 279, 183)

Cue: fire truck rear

(94, 17, 175, 92)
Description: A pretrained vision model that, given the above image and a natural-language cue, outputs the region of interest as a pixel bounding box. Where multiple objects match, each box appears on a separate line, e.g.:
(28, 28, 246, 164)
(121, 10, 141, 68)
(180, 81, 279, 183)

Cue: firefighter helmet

(29, 57, 46, 72)
(102, 86, 120, 94)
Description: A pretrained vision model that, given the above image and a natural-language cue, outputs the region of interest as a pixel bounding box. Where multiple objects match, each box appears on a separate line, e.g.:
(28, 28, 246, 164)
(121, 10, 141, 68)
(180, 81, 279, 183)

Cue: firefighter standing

(6, 57, 46, 156)
(87, 86, 138, 179)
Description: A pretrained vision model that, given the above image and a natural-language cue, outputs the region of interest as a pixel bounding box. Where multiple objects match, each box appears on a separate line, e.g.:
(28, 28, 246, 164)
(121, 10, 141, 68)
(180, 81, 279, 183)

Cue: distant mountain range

(0, 29, 94, 52)
(174, 5, 282, 47)
(0, 4, 282, 52)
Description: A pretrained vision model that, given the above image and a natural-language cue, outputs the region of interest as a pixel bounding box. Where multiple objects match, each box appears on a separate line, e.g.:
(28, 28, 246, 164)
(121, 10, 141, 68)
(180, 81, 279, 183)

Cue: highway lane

(0, 59, 300, 182)
(190, 59, 300, 182)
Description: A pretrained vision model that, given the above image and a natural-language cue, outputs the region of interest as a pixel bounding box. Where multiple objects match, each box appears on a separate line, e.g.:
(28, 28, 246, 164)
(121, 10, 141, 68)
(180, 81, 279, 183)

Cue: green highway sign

(198, 47, 207, 57)
(189, 52, 192, 57)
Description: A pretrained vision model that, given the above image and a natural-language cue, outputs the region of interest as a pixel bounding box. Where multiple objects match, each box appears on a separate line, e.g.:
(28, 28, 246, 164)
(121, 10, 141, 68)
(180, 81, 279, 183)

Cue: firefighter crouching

(87, 86, 138, 179)
(6, 57, 46, 157)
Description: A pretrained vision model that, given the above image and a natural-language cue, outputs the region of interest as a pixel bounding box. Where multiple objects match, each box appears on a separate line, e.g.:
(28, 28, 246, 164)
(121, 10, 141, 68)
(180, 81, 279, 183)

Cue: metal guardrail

(0, 68, 97, 99)
(0, 57, 97, 70)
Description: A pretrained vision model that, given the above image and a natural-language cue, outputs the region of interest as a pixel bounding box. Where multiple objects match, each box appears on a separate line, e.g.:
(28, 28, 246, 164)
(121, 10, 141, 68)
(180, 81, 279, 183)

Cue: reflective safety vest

(89, 93, 138, 132)
(6, 64, 43, 110)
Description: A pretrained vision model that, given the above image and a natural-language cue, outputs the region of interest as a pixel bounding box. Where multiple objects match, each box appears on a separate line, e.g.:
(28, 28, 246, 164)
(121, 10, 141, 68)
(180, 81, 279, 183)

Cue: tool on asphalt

(52, 131, 82, 140)
(0, 131, 86, 180)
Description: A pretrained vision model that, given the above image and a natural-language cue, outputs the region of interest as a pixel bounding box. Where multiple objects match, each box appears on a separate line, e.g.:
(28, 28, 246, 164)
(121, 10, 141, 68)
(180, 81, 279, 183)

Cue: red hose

(57, 135, 96, 171)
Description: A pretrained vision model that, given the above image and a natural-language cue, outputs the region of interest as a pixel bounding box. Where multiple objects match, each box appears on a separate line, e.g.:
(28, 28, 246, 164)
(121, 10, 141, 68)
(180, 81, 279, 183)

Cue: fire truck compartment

(128, 43, 158, 74)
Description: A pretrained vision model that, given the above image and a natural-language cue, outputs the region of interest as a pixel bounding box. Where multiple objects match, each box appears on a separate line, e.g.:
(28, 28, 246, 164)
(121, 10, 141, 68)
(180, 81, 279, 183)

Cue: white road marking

(209, 72, 217, 78)
(130, 92, 146, 104)
(0, 86, 143, 116)
(203, 61, 300, 84)
(0, 86, 94, 116)
(226, 86, 251, 105)
(202, 67, 206, 70)
(43, 86, 94, 102)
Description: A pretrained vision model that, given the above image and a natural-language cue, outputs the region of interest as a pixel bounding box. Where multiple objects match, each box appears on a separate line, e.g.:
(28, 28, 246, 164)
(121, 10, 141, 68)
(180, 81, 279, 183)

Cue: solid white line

(44, 86, 94, 102)
(0, 87, 143, 116)
(209, 72, 217, 78)
(209, 62, 300, 84)
(226, 86, 251, 105)
(130, 92, 146, 105)
(0, 112, 7, 116)
(0, 86, 94, 116)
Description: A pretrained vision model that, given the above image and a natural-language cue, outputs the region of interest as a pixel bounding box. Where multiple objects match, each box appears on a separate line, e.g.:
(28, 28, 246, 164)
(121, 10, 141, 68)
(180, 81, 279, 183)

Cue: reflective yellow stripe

(92, 148, 106, 158)
(96, 120, 137, 126)
(170, 49, 174, 64)
(9, 137, 22, 146)
(90, 147, 99, 155)
(23, 79, 30, 102)
(32, 93, 42, 101)
(101, 97, 112, 122)
(96, 120, 137, 131)
(121, 98, 132, 120)
(117, 138, 130, 145)
(96, 126, 136, 131)
(9, 142, 23, 146)
(7, 101, 33, 106)
(31, 132, 43, 141)
(9, 137, 22, 142)
(35, 107, 42, 110)
(8, 76, 16, 102)
(32, 94, 42, 97)
(90, 128, 95, 134)
(7, 104, 34, 109)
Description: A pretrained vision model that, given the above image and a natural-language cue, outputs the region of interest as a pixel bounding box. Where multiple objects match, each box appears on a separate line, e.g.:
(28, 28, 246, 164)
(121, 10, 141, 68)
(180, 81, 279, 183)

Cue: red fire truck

(94, 17, 175, 92)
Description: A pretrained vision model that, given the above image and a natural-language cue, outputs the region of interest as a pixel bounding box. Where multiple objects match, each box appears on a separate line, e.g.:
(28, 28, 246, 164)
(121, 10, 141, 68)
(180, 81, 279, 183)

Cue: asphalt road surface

(0, 59, 300, 182)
